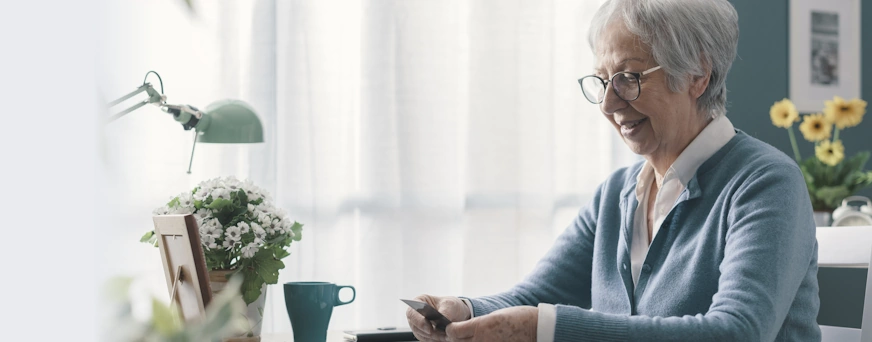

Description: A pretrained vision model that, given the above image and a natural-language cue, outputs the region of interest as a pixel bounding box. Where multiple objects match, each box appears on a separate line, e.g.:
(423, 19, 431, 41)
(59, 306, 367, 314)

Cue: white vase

(210, 270, 268, 342)
(813, 211, 832, 227)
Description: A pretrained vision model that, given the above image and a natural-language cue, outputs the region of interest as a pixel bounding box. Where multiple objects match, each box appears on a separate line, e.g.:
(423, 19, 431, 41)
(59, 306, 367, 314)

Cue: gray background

(727, 0, 872, 199)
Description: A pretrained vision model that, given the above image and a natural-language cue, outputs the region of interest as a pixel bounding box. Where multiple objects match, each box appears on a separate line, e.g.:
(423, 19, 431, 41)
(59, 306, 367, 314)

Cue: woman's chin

(620, 133, 654, 156)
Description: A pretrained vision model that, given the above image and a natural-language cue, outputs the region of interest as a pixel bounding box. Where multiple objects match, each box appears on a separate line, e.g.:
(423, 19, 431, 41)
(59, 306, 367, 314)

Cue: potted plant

(142, 176, 303, 341)
(770, 96, 872, 225)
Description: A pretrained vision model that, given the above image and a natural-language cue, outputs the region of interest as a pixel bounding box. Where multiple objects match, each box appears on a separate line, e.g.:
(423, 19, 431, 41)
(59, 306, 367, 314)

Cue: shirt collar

(635, 115, 736, 200)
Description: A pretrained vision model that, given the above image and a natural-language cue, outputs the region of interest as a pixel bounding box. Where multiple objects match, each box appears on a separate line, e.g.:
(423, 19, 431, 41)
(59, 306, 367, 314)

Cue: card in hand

(400, 299, 453, 332)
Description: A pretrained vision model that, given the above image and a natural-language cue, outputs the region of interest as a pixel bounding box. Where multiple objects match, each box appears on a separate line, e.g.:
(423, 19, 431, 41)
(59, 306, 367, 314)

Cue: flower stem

(787, 127, 802, 162)
(833, 127, 840, 142)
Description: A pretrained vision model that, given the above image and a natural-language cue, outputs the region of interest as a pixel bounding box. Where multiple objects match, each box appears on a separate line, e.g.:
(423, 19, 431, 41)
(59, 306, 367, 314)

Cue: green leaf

(208, 198, 233, 212)
(815, 185, 851, 209)
(273, 248, 290, 260)
(208, 198, 236, 224)
(167, 196, 180, 208)
(232, 189, 249, 207)
(140, 231, 154, 243)
(240, 270, 265, 304)
(258, 258, 284, 284)
(291, 222, 303, 242)
(248, 248, 285, 285)
(151, 299, 182, 335)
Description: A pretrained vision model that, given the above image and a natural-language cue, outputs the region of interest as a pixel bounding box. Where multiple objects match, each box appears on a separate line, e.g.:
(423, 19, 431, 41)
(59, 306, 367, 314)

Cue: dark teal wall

(727, 0, 872, 198)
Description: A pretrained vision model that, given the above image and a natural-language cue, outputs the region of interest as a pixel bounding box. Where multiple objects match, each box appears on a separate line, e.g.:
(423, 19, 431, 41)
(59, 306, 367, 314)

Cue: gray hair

(588, 0, 739, 119)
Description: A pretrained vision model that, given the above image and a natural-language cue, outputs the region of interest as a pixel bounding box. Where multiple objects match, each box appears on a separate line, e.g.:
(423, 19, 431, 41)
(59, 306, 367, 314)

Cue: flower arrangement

(770, 96, 872, 211)
(142, 176, 303, 304)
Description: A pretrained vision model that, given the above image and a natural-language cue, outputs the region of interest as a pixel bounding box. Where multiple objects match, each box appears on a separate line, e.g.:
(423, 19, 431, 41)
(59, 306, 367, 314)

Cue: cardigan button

(623, 263, 628, 270)
(642, 264, 652, 273)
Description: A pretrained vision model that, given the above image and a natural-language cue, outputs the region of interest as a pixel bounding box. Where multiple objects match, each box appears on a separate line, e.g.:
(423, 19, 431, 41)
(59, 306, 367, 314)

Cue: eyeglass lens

(580, 73, 640, 103)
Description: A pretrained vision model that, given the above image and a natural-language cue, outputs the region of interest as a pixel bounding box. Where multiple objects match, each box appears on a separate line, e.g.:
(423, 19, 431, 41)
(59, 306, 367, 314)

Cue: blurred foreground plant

(103, 276, 249, 342)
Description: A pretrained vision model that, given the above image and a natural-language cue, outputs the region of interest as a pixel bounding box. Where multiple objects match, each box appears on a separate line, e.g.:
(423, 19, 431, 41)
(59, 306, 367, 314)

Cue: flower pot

(210, 270, 268, 342)
(813, 211, 832, 227)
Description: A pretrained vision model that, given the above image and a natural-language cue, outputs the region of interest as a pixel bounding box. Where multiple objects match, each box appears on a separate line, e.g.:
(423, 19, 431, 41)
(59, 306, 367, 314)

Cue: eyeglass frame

(577, 65, 663, 104)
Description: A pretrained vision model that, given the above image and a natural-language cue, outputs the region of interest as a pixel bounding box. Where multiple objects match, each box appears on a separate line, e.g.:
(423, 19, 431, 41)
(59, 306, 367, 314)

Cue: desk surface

(262, 331, 416, 342)
(261, 331, 343, 342)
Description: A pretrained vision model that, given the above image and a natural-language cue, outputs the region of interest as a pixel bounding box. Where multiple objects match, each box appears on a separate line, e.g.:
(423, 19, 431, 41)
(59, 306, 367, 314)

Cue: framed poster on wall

(790, 0, 861, 112)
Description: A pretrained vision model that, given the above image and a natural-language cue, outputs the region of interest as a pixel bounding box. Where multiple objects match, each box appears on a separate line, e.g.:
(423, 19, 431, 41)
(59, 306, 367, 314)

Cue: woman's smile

(618, 117, 649, 137)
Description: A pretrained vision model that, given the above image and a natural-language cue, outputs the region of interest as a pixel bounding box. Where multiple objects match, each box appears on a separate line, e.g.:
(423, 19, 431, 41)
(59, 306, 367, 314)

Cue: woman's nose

(600, 81, 627, 115)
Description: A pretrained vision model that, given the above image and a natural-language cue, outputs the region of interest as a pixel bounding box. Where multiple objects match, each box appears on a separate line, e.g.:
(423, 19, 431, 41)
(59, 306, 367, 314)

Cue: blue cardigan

(467, 131, 821, 341)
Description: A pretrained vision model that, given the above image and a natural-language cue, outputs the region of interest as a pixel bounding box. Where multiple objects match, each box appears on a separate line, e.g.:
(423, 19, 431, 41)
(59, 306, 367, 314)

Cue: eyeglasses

(578, 65, 662, 104)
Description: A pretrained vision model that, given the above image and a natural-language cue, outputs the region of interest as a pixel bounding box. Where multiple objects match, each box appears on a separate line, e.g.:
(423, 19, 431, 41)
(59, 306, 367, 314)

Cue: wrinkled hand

(445, 306, 538, 342)
(406, 295, 472, 342)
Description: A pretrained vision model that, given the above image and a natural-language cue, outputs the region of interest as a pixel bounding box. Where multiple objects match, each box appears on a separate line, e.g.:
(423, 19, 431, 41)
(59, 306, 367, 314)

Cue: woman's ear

(690, 56, 712, 99)
(690, 71, 710, 99)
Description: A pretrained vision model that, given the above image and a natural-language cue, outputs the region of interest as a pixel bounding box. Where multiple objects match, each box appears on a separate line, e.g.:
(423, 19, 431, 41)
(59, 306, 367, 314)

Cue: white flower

(169, 206, 193, 215)
(193, 187, 210, 201)
(152, 206, 169, 216)
(211, 188, 230, 201)
(224, 176, 243, 191)
(248, 203, 256, 212)
(200, 178, 220, 191)
(252, 222, 265, 235)
(241, 243, 259, 258)
(204, 217, 219, 227)
(275, 208, 288, 219)
(258, 213, 271, 225)
(252, 222, 267, 243)
(238, 221, 251, 234)
(207, 242, 218, 250)
(195, 216, 207, 229)
(178, 192, 194, 209)
(225, 226, 242, 242)
(222, 239, 235, 250)
(260, 204, 277, 216)
(201, 233, 216, 246)
(194, 209, 211, 220)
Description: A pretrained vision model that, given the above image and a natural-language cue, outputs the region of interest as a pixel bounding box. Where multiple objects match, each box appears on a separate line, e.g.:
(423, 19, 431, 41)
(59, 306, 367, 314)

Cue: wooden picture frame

(153, 214, 212, 322)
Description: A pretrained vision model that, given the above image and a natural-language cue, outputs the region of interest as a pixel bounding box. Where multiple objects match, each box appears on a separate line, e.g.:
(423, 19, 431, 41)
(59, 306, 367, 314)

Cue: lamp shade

(195, 99, 264, 143)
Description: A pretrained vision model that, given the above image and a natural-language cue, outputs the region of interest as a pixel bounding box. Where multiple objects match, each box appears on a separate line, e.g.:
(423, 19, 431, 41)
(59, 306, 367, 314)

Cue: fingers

(442, 297, 472, 322)
(407, 303, 446, 342)
(445, 317, 477, 340)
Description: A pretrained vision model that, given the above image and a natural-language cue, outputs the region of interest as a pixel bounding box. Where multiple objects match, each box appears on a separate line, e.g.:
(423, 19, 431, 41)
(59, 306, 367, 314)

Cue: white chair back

(816, 226, 872, 342)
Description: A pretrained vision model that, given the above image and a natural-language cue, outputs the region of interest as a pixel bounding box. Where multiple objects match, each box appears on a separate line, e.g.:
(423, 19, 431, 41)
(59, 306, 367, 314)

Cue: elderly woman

(406, 0, 820, 341)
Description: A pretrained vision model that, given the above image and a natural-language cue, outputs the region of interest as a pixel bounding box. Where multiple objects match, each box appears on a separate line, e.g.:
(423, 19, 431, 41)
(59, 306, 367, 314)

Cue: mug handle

(334, 285, 356, 306)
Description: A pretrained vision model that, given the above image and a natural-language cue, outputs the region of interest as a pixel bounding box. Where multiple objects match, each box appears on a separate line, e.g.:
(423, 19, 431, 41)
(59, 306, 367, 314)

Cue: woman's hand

(406, 294, 472, 342)
(444, 306, 538, 342)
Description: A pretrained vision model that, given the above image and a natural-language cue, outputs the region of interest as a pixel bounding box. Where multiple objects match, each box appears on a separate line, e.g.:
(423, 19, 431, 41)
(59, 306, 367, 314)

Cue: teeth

(624, 119, 645, 129)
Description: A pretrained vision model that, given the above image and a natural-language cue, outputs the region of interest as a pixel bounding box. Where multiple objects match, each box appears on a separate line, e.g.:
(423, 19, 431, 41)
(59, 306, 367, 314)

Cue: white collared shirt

(535, 115, 736, 342)
(629, 115, 735, 285)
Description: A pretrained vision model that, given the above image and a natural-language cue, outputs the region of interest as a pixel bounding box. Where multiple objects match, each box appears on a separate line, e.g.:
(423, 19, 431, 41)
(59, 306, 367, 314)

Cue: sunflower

(815, 139, 845, 166)
(770, 98, 799, 128)
(798, 113, 832, 142)
(824, 96, 867, 129)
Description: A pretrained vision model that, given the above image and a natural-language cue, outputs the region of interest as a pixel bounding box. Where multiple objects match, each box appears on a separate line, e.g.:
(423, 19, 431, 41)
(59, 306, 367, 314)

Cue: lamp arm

(161, 104, 207, 131)
(107, 83, 166, 122)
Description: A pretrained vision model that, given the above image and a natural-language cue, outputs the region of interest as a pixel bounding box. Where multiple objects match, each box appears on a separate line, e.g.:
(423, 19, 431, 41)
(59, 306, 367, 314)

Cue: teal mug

(284, 282, 356, 342)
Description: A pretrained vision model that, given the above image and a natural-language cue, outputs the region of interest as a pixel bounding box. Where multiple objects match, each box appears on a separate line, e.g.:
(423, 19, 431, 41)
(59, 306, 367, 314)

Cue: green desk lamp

(107, 71, 264, 173)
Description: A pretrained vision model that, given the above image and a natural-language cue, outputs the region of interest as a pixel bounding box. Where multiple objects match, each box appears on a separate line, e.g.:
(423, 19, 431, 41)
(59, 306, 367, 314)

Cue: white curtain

(98, 0, 636, 335)
(258, 0, 637, 332)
